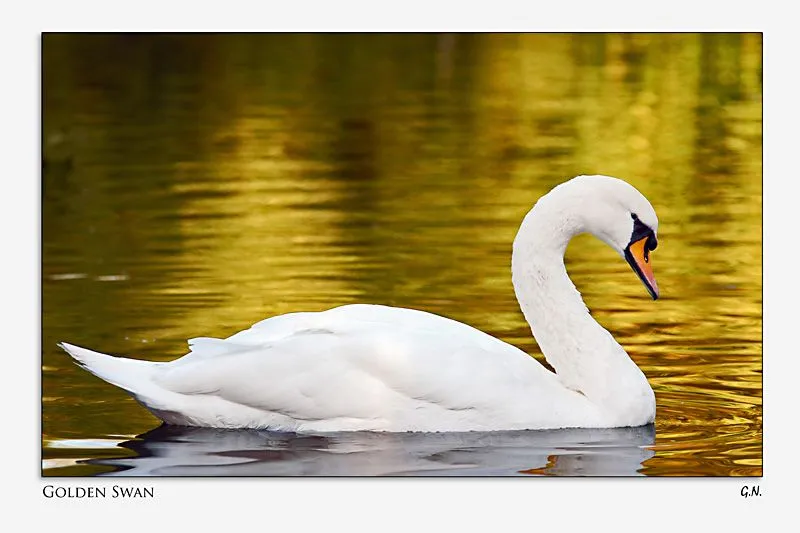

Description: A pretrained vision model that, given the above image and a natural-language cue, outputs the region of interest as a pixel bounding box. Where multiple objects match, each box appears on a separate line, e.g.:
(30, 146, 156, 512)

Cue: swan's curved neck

(511, 195, 652, 420)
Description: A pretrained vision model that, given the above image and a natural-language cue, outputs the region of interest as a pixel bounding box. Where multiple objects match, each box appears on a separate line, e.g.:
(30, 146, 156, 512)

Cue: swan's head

(543, 175, 660, 299)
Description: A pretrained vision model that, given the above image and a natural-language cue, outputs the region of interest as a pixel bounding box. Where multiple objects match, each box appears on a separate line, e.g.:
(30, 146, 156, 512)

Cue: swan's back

(63, 304, 598, 432)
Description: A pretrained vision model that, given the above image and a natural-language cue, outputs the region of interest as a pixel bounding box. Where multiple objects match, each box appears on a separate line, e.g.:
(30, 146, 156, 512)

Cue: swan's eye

(643, 235, 657, 263)
(629, 215, 657, 262)
(630, 215, 651, 242)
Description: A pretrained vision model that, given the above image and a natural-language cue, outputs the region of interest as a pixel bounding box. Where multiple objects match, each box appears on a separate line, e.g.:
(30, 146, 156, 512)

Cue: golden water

(42, 33, 761, 476)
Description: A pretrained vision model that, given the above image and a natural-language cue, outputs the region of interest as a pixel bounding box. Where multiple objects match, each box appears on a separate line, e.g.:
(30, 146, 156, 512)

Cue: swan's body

(61, 175, 661, 432)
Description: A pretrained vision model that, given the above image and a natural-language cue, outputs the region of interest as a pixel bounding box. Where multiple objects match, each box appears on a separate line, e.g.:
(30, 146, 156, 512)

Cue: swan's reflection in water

(91, 424, 656, 476)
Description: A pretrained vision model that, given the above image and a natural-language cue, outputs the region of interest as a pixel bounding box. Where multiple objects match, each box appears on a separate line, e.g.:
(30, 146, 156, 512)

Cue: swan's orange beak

(625, 236, 659, 300)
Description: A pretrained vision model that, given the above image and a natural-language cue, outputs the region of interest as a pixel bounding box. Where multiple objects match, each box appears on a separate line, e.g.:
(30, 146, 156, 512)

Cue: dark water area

(42, 33, 762, 476)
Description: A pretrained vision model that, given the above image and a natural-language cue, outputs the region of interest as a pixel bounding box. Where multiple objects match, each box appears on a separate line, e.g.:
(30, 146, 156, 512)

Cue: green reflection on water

(42, 33, 761, 476)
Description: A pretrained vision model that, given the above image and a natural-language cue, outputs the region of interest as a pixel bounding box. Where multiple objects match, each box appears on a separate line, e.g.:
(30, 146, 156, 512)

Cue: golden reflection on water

(42, 33, 761, 476)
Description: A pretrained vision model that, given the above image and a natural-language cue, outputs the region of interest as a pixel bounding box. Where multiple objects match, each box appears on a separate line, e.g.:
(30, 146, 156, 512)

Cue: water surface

(52, 425, 657, 477)
(42, 33, 762, 476)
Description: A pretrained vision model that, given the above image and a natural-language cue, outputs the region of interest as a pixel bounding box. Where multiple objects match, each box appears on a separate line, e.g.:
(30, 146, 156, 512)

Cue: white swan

(60, 175, 660, 432)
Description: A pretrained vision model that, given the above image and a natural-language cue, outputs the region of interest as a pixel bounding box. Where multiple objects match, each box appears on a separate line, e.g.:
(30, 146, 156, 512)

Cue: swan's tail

(58, 342, 162, 400)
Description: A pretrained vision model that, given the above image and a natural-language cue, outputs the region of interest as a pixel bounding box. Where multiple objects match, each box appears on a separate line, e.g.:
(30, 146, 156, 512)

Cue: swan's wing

(178, 311, 333, 364)
(152, 305, 565, 430)
(222, 304, 484, 344)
